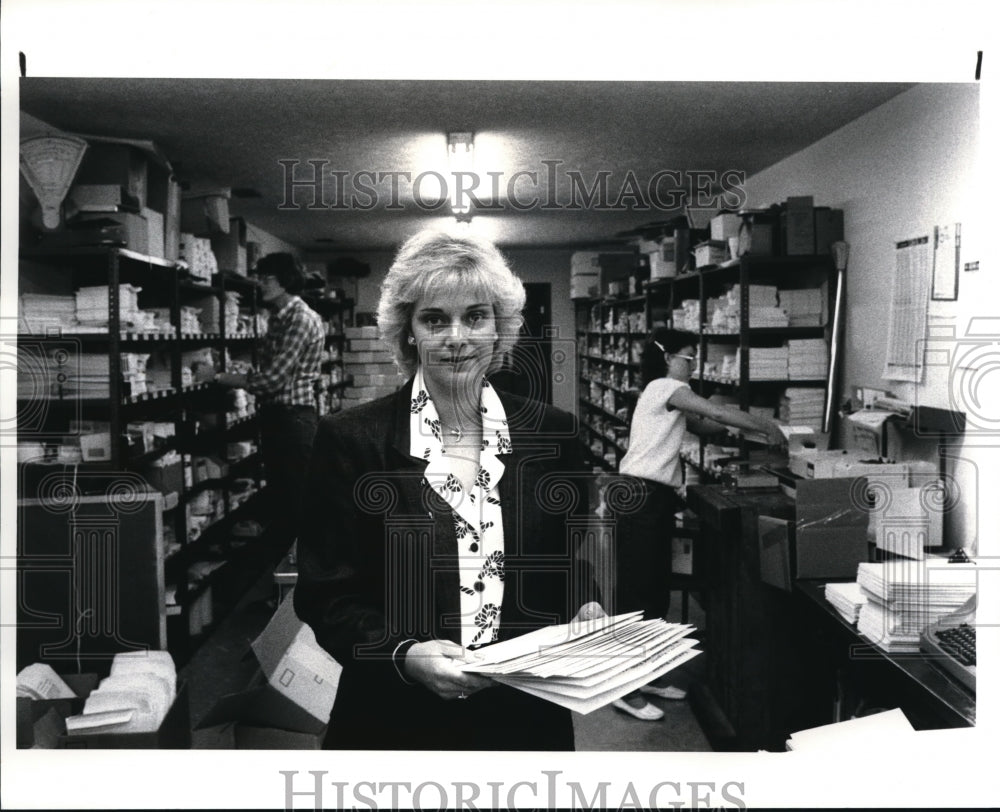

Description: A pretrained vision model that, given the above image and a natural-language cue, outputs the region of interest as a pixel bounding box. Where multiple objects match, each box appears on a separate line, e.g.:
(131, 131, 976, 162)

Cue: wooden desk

(795, 580, 975, 728)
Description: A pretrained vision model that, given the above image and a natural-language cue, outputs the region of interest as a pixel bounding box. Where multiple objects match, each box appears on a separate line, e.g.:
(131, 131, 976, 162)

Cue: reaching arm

(667, 386, 787, 448)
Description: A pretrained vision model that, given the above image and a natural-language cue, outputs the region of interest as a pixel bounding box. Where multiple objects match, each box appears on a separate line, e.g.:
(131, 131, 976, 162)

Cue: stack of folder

(779, 288, 824, 327)
(824, 581, 868, 625)
(19, 293, 77, 333)
(855, 560, 978, 653)
(460, 611, 701, 714)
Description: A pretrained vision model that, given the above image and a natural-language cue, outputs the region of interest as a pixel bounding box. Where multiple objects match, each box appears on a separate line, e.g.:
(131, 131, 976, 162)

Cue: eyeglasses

(670, 353, 696, 363)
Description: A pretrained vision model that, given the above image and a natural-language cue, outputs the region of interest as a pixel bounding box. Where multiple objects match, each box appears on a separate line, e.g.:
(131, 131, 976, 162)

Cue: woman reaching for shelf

(611, 327, 787, 721)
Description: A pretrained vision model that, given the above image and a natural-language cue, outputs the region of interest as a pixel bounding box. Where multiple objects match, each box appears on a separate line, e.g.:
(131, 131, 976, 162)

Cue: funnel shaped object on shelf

(20, 135, 89, 230)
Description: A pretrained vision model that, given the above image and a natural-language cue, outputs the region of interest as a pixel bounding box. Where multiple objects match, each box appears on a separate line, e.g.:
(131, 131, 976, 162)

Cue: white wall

(743, 83, 993, 554)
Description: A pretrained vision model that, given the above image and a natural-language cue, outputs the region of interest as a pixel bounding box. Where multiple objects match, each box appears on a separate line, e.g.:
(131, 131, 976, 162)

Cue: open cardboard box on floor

(18, 672, 191, 749)
(197, 590, 341, 749)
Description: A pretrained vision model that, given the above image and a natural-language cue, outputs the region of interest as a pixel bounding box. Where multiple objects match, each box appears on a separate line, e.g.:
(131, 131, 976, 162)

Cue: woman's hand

(571, 602, 607, 625)
(402, 639, 494, 700)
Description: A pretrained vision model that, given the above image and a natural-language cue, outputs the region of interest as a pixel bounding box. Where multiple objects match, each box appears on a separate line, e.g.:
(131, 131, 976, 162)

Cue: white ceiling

(20, 78, 915, 254)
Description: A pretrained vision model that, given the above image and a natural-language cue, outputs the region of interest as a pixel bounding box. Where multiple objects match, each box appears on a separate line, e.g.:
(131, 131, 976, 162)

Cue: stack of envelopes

(461, 611, 701, 714)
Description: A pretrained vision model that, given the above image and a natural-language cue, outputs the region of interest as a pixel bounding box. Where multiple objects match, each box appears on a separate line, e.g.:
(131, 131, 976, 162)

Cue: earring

(407, 336, 416, 345)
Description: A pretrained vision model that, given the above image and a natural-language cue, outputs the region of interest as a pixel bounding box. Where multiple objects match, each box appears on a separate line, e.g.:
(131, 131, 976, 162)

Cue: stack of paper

(460, 612, 701, 714)
(179, 306, 204, 334)
(779, 288, 824, 326)
(779, 387, 827, 430)
(16, 663, 78, 700)
(700, 343, 738, 380)
(824, 581, 868, 625)
(786, 708, 914, 752)
(66, 651, 176, 736)
(178, 233, 218, 283)
(75, 284, 143, 327)
(788, 338, 829, 380)
(224, 291, 242, 336)
(19, 293, 77, 333)
(740, 345, 789, 380)
(855, 560, 978, 652)
(748, 307, 789, 328)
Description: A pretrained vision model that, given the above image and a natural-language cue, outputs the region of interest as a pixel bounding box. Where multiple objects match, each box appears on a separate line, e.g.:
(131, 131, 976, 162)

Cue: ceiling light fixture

(447, 132, 474, 220)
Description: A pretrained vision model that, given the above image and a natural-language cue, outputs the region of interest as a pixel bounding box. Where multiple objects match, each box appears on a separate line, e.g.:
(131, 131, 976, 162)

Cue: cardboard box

(197, 591, 341, 747)
(710, 212, 741, 242)
(694, 240, 728, 268)
(79, 432, 112, 462)
(758, 516, 793, 590)
(67, 184, 136, 212)
(571, 251, 601, 276)
(648, 238, 677, 279)
(570, 272, 599, 298)
(793, 477, 869, 579)
(142, 459, 183, 500)
(813, 207, 844, 255)
(63, 211, 150, 254)
(143, 206, 165, 259)
(788, 448, 869, 479)
(737, 210, 776, 257)
(74, 141, 149, 209)
(760, 477, 870, 588)
(17, 673, 97, 748)
(59, 681, 190, 749)
(211, 217, 248, 274)
(147, 169, 182, 260)
(783, 196, 815, 255)
(181, 189, 231, 236)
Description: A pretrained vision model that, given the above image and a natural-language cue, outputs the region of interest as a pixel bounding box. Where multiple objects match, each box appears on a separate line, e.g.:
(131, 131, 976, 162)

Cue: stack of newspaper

(461, 611, 701, 714)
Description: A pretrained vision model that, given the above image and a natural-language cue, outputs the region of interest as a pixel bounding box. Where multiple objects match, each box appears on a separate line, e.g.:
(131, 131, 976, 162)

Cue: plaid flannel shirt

(246, 295, 324, 407)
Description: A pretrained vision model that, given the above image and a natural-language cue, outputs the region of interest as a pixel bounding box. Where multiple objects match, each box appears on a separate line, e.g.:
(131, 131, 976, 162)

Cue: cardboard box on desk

(196, 591, 341, 749)
(759, 477, 869, 589)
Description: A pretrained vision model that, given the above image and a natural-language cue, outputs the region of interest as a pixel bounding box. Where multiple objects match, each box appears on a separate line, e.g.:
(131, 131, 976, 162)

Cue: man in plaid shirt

(216, 252, 324, 548)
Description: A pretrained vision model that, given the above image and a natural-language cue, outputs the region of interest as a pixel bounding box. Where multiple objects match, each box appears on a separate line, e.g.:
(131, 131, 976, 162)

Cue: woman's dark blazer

(293, 379, 601, 750)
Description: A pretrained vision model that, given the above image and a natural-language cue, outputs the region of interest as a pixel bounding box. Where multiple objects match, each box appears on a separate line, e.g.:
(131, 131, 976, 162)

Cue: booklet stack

(461, 611, 701, 714)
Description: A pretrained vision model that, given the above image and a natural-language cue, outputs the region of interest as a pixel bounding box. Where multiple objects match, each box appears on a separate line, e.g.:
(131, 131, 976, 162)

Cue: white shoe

(612, 698, 664, 721)
(640, 684, 687, 701)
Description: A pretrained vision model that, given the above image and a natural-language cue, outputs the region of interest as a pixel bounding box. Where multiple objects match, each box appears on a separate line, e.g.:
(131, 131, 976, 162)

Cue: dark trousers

(258, 404, 318, 548)
(612, 478, 683, 620)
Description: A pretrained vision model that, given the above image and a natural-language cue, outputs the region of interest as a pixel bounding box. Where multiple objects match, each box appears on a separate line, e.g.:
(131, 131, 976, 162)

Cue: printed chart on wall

(884, 236, 930, 382)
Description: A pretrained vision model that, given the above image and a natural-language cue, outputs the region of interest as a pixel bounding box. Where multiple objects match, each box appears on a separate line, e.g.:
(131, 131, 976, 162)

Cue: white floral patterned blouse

(409, 368, 511, 648)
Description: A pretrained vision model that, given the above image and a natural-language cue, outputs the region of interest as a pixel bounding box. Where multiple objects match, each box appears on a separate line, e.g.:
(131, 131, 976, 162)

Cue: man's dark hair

(255, 252, 306, 294)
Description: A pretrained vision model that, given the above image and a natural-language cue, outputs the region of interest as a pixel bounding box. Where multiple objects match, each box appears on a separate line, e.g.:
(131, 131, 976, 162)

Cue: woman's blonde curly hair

(376, 230, 526, 377)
